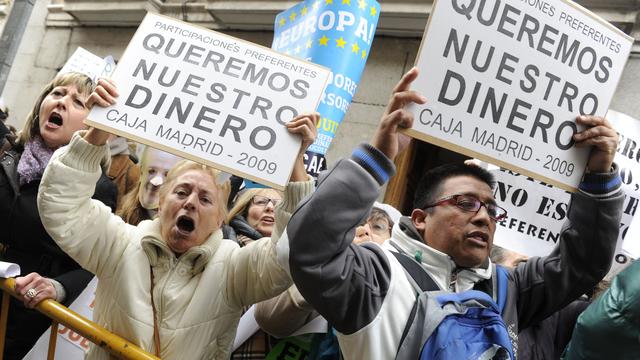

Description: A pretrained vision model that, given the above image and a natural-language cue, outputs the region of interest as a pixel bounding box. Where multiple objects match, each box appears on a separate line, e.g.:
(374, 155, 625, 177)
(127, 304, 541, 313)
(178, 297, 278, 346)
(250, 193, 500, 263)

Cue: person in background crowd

(562, 259, 640, 360)
(0, 72, 117, 359)
(491, 245, 590, 360)
(353, 206, 395, 245)
(37, 78, 318, 359)
(107, 135, 140, 206)
(117, 146, 180, 224)
(225, 188, 285, 357)
(227, 188, 283, 247)
(281, 67, 624, 359)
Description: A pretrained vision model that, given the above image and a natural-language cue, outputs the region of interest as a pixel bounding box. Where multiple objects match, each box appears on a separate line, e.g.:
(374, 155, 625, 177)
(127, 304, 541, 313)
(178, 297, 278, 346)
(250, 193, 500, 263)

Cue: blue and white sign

(273, 0, 380, 177)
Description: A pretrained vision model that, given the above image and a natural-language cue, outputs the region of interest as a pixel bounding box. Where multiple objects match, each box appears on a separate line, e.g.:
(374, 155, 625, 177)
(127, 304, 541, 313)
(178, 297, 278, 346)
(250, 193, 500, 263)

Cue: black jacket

(0, 146, 117, 359)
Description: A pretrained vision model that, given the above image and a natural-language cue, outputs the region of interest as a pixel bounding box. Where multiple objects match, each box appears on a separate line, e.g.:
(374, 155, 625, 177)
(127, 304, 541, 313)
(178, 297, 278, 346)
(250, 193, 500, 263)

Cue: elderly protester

(0, 72, 117, 359)
(37, 78, 317, 359)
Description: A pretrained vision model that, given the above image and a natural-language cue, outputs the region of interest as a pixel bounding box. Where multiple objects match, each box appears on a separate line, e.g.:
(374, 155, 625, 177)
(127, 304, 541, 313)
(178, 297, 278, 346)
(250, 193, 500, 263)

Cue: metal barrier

(0, 277, 159, 360)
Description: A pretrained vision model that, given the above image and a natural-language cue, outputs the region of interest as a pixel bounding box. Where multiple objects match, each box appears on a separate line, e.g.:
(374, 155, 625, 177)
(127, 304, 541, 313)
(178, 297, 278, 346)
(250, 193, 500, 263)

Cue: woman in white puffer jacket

(37, 79, 318, 359)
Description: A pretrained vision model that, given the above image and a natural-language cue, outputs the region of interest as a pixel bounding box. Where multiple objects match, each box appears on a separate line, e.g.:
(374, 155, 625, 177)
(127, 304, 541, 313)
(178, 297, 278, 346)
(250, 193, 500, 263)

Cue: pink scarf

(17, 136, 54, 185)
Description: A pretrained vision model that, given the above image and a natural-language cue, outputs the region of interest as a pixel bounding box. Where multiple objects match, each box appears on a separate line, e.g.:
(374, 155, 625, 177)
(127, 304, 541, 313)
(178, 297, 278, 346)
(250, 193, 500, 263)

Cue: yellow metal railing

(0, 278, 159, 360)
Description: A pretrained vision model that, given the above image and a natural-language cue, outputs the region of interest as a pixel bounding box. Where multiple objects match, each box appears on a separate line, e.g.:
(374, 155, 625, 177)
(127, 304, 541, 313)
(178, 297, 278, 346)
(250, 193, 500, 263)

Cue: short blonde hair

(159, 160, 231, 220)
(226, 188, 283, 224)
(18, 72, 94, 146)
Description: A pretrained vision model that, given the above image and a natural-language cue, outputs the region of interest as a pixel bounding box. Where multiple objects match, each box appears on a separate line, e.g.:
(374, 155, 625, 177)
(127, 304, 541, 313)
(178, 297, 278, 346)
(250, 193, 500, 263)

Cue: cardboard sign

(406, 0, 632, 192)
(88, 13, 330, 190)
(491, 109, 639, 275)
(608, 110, 640, 259)
(625, 212, 640, 259)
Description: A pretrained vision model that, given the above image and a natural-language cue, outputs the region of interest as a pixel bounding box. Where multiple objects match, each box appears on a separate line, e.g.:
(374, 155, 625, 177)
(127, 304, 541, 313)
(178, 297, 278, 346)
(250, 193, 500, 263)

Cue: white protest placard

(406, 0, 633, 192)
(608, 110, 640, 259)
(490, 109, 639, 275)
(625, 213, 640, 258)
(59, 47, 116, 82)
(88, 13, 330, 190)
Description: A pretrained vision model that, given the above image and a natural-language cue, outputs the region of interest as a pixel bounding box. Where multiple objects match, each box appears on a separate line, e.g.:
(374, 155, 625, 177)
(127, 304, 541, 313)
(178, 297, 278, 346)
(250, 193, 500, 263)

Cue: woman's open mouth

(176, 215, 195, 235)
(46, 112, 64, 128)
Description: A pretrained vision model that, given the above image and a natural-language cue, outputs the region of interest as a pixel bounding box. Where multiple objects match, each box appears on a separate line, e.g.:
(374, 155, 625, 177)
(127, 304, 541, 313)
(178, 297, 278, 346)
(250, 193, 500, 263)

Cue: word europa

(273, 9, 375, 49)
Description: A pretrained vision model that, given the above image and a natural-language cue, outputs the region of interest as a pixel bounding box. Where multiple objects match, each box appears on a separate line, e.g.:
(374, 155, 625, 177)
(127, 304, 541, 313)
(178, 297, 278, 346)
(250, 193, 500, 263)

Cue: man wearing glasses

(280, 68, 624, 359)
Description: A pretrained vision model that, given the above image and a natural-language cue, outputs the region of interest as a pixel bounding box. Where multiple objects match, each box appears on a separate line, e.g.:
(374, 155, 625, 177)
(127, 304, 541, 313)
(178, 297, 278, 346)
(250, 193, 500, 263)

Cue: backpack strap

(495, 264, 508, 314)
(389, 242, 440, 292)
(389, 243, 443, 354)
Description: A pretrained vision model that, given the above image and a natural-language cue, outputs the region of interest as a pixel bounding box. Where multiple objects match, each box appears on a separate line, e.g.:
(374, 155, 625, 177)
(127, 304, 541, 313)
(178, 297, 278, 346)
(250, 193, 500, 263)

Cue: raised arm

(285, 68, 427, 334)
(225, 113, 318, 307)
(255, 284, 319, 338)
(514, 115, 624, 330)
(37, 132, 135, 277)
(37, 79, 135, 277)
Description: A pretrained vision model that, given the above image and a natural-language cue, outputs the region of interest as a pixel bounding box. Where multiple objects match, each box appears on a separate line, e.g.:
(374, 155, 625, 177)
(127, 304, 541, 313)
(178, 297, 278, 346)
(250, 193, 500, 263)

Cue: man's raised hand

(371, 67, 427, 161)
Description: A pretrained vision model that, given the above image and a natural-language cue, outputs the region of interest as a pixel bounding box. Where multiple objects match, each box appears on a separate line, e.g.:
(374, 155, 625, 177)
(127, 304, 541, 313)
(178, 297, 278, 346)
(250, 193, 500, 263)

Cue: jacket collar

(1, 147, 22, 196)
(140, 219, 223, 274)
(386, 216, 492, 290)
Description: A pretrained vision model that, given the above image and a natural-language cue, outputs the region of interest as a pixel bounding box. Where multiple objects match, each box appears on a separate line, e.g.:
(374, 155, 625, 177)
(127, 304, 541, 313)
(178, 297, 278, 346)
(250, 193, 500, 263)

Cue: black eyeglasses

(424, 194, 507, 221)
(251, 195, 282, 207)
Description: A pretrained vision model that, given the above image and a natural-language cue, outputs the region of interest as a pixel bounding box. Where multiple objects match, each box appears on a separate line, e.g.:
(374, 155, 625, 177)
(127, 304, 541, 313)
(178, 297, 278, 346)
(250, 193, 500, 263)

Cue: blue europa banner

(272, 0, 380, 177)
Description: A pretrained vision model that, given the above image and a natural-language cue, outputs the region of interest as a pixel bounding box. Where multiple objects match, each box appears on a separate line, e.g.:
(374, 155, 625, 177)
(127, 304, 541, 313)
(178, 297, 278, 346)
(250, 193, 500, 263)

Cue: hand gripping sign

(406, 0, 632, 192)
(88, 13, 330, 190)
(488, 109, 639, 275)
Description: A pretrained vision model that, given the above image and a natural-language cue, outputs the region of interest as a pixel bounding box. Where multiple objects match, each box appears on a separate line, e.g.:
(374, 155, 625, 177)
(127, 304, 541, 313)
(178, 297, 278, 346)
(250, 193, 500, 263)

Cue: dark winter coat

(0, 145, 117, 359)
